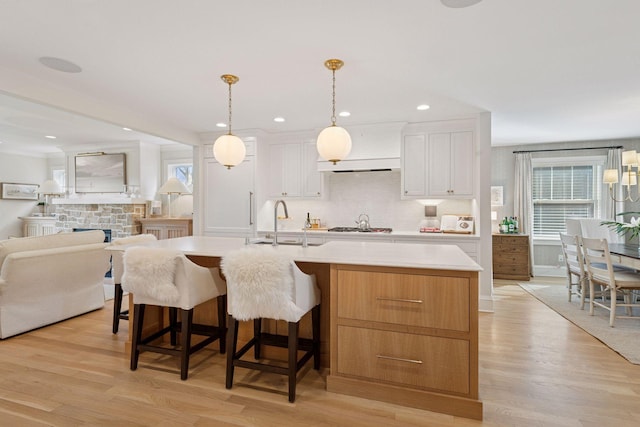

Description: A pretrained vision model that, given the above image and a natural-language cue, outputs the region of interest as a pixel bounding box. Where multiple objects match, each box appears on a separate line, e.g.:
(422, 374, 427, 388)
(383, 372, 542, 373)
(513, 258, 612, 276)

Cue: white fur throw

(121, 247, 181, 303)
(221, 246, 303, 322)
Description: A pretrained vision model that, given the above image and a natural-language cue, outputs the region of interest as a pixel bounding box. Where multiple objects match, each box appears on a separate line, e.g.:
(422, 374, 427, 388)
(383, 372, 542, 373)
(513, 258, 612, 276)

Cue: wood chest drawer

(336, 270, 470, 332)
(493, 252, 528, 265)
(336, 325, 470, 394)
(492, 234, 531, 280)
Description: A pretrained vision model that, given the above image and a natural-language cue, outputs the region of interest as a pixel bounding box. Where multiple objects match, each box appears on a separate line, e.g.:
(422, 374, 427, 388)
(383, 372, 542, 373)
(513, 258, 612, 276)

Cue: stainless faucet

(273, 199, 289, 246)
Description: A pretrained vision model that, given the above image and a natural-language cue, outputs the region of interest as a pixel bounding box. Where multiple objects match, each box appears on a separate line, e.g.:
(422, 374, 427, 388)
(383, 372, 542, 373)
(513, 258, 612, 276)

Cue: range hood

(317, 122, 405, 172)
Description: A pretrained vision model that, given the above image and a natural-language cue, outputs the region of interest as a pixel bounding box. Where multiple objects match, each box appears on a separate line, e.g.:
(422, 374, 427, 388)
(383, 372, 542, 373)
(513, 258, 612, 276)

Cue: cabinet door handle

(376, 297, 423, 304)
(376, 355, 423, 364)
(249, 191, 254, 225)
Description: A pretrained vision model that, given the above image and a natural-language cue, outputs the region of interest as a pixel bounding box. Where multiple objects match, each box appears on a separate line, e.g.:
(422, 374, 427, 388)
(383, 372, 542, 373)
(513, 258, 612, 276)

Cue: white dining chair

(581, 237, 640, 327)
(559, 233, 587, 308)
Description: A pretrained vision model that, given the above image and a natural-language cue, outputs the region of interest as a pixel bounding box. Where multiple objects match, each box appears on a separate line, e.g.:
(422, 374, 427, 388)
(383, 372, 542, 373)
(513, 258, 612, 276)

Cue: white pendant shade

(213, 134, 246, 169)
(158, 177, 190, 194)
(316, 125, 352, 165)
(39, 179, 61, 195)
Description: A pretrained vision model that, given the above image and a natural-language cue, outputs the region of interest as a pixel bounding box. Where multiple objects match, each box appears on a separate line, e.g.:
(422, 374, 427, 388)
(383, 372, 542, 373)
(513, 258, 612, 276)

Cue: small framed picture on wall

(0, 182, 39, 200)
(491, 186, 504, 206)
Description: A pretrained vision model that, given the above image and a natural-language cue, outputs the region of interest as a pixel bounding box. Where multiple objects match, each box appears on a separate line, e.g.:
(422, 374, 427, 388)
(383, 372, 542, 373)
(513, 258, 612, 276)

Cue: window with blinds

(532, 158, 604, 239)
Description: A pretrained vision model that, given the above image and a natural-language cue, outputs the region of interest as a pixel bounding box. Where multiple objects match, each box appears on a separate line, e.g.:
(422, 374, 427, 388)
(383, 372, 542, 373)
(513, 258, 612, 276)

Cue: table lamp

(158, 177, 190, 218)
(39, 179, 62, 216)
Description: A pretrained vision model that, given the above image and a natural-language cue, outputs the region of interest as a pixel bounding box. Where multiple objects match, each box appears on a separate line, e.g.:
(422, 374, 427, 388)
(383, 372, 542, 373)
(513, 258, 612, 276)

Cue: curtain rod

(513, 145, 623, 154)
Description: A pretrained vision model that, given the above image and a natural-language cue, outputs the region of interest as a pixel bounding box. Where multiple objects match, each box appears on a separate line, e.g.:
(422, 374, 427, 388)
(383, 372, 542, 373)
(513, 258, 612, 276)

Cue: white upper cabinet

(428, 131, 474, 197)
(401, 120, 475, 199)
(268, 142, 302, 198)
(402, 134, 427, 197)
(302, 141, 323, 197)
(267, 139, 325, 199)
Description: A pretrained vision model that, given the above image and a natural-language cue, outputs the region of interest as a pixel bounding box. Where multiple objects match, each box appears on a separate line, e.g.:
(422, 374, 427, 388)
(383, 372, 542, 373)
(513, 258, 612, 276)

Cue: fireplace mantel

(52, 197, 149, 205)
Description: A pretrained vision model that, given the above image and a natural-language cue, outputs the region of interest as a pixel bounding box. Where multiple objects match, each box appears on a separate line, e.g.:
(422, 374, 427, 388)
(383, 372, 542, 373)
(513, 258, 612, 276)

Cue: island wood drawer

(337, 325, 470, 395)
(336, 270, 470, 332)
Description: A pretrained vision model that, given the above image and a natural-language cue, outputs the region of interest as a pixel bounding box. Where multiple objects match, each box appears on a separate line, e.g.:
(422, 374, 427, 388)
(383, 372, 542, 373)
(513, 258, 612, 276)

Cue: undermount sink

(250, 240, 323, 247)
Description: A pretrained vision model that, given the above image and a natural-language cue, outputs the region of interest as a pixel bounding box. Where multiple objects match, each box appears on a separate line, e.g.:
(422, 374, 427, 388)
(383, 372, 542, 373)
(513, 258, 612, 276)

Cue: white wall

(0, 153, 48, 239)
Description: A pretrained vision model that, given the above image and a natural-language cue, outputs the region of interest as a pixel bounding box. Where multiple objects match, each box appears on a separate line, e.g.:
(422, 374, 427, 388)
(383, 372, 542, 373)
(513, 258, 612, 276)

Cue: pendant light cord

(227, 82, 233, 135)
(331, 68, 337, 126)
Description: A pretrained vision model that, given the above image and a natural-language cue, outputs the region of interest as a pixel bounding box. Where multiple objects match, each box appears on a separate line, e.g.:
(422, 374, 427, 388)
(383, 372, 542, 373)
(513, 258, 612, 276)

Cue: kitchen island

(113, 236, 483, 420)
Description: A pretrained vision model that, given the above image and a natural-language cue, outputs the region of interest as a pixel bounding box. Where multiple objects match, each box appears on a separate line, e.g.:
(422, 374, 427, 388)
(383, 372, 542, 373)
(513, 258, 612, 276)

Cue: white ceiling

(1, 0, 640, 156)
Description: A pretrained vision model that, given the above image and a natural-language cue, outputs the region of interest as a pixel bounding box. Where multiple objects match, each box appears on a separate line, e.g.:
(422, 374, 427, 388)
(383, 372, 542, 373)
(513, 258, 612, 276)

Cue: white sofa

(0, 230, 111, 339)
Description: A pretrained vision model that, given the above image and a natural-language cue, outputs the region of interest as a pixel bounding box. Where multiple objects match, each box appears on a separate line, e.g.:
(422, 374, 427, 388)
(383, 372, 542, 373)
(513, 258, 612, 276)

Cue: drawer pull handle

(376, 354, 423, 364)
(376, 297, 423, 304)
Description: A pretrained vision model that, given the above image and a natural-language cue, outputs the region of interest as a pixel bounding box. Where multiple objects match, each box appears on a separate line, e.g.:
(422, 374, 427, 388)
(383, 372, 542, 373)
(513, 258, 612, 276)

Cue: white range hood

(317, 122, 405, 172)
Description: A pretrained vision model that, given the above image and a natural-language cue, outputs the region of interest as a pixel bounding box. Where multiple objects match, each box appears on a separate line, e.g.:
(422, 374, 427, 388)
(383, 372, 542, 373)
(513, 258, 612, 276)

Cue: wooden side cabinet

(492, 234, 531, 281)
(139, 218, 192, 240)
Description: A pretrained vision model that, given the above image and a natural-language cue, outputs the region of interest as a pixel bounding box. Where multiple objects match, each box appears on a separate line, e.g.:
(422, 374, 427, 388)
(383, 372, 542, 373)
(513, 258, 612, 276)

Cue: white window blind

(532, 158, 604, 239)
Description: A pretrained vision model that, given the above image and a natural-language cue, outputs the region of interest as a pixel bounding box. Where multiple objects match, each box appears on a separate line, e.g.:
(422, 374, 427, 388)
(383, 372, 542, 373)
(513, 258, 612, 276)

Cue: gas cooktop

(328, 227, 393, 233)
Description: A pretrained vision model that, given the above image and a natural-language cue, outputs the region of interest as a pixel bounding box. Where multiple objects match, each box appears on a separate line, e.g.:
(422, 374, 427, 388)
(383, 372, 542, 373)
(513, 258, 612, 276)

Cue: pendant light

(316, 59, 352, 165)
(213, 74, 246, 169)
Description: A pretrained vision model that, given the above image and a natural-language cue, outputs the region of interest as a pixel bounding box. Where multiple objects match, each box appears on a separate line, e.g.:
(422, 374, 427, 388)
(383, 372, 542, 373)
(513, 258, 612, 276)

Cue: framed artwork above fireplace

(75, 153, 126, 193)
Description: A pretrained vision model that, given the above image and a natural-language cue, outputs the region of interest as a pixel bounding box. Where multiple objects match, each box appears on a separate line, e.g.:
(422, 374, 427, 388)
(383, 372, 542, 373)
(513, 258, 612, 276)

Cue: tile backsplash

(258, 170, 473, 232)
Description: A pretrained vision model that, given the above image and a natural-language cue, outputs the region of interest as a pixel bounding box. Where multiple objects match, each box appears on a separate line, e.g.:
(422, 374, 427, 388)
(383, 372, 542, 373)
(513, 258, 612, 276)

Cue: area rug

(519, 283, 640, 365)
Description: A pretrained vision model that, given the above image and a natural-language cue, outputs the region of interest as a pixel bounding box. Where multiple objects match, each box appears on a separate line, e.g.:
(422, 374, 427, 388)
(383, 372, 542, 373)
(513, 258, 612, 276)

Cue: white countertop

(258, 229, 479, 240)
(109, 236, 482, 272)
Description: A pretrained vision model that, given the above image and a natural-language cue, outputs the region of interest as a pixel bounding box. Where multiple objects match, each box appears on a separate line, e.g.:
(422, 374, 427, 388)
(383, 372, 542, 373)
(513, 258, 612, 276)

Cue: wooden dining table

(608, 243, 640, 269)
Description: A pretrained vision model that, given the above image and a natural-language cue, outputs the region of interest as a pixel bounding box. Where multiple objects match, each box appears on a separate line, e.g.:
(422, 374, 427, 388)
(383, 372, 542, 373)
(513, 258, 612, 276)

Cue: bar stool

(122, 246, 227, 380)
(221, 246, 321, 402)
(109, 234, 158, 333)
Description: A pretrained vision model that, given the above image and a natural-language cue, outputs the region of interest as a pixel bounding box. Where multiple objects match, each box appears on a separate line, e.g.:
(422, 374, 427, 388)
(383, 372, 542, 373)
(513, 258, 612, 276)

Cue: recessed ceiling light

(274, 117, 285, 123)
(38, 57, 82, 73)
(216, 122, 227, 128)
(441, 0, 482, 8)
(45, 135, 57, 139)
(338, 111, 351, 117)
(417, 104, 430, 111)
(122, 127, 132, 131)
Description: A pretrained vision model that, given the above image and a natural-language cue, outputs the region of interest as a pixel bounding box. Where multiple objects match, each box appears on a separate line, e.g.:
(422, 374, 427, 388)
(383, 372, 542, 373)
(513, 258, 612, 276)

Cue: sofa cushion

(0, 230, 105, 267)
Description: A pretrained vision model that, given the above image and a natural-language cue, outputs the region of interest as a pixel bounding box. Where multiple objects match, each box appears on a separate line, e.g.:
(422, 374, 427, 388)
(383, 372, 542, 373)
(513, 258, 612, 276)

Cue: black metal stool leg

(112, 283, 124, 334)
(130, 304, 145, 371)
(288, 321, 298, 403)
(226, 316, 239, 389)
(217, 295, 227, 354)
(180, 309, 193, 380)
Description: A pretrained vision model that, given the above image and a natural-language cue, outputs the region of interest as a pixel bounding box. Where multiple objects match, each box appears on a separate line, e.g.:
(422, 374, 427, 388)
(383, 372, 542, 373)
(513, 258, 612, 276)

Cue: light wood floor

(1, 278, 639, 426)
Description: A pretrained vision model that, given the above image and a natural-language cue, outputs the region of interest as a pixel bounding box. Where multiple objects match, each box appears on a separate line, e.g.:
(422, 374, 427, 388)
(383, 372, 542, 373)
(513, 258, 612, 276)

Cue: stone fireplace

(52, 198, 147, 238)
